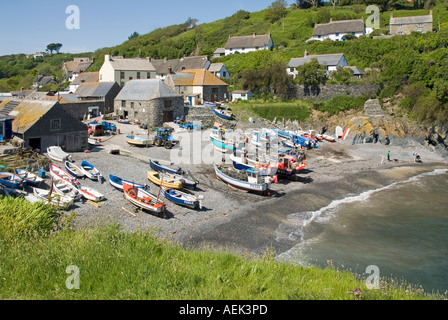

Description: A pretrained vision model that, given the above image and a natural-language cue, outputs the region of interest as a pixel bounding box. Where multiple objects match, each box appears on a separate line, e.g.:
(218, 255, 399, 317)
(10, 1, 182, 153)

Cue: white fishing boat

(49, 163, 80, 186)
(14, 168, 44, 186)
(79, 161, 102, 181)
(65, 161, 85, 179)
(47, 146, 72, 162)
(52, 179, 81, 200)
(125, 135, 151, 147)
(77, 185, 105, 202)
(33, 187, 74, 209)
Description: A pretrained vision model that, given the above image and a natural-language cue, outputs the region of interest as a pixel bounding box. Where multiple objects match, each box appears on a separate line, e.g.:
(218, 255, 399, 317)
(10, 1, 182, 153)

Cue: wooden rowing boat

(79, 161, 102, 181)
(33, 187, 74, 209)
(77, 185, 105, 202)
(147, 171, 183, 189)
(125, 135, 151, 147)
(65, 161, 85, 179)
(49, 163, 80, 186)
(123, 182, 166, 217)
(109, 174, 147, 192)
(161, 187, 202, 210)
(47, 146, 72, 162)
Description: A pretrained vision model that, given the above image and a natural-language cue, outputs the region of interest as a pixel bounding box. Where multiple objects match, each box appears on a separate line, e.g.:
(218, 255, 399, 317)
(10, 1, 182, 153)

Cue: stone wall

(286, 83, 379, 101)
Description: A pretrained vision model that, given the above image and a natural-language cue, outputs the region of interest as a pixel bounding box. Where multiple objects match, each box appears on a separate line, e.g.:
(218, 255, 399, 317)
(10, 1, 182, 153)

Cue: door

(163, 111, 174, 123)
(28, 138, 41, 151)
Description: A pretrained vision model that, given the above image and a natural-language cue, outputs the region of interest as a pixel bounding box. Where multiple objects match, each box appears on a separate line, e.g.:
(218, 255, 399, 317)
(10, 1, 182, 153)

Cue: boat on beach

(80, 161, 102, 181)
(210, 127, 235, 152)
(47, 146, 73, 162)
(52, 179, 81, 200)
(147, 171, 183, 189)
(65, 161, 85, 179)
(33, 187, 74, 209)
(0, 172, 23, 189)
(14, 168, 44, 186)
(125, 135, 151, 147)
(49, 163, 81, 186)
(213, 108, 234, 120)
(88, 138, 102, 146)
(77, 185, 105, 202)
(213, 164, 273, 195)
(123, 182, 166, 217)
(149, 160, 198, 189)
(160, 186, 202, 210)
(109, 174, 147, 192)
(149, 159, 182, 175)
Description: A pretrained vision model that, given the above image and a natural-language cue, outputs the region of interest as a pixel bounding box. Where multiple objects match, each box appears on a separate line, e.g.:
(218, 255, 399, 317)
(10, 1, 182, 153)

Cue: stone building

(114, 79, 184, 128)
(0, 99, 88, 152)
(389, 11, 433, 35)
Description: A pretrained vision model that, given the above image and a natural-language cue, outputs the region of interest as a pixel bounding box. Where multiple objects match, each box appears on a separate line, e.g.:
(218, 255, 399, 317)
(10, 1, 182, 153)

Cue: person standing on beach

(387, 151, 390, 161)
(381, 155, 385, 165)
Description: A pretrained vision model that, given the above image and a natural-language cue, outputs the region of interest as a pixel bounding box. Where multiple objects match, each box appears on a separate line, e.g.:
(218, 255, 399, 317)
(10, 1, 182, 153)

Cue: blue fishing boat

(149, 159, 182, 175)
(161, 187, 202, 210)
(14, 168, 44, 186)
(0, 172, 23, 189)
(210, 127, 235, 152)
(65, 161, 85, 179)
(213, 108, 234, 120)
(204, 101, 217, 107)
(80, 161, 102, 181)
(109, 174, 147, 192)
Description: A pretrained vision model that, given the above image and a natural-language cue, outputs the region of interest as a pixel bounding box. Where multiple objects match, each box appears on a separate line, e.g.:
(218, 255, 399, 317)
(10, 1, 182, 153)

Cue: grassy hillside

(0, 196, 443, 300)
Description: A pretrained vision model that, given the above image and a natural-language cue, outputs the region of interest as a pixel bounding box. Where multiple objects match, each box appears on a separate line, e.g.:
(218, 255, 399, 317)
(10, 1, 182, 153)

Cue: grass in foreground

(0, 196, 444, 300)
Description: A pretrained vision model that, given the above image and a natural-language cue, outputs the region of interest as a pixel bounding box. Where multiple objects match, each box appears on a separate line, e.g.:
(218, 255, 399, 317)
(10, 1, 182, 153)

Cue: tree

(294, 58, 327, 89)
(128, 32, 140, 40)
(54, 43, 63, 54)
(186, 17, 198, 29)
(265, 0, 288, 23)
(46, 43, 56, 54)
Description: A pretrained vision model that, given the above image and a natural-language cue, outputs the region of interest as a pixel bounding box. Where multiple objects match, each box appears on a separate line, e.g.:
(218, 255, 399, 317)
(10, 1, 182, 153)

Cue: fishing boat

(213, 108, 234, 120)
(149, 160, 198, 190)
(204, 101, 217, 107)
(52, 179, 81, 200)
(109, 174, 147, 192)
(0, 172, 23, 189)
(161, 187, 202, 210)
(88, 137, 102, 146)
(65, 161, 85, 179)
(33, 187, 74, 209)
(210, 127, 235, 152)
(14, 168, 44, 186)
(149, 159, 182, 175)
(123, 182, 166, 217)
(47, 146, 73, 162)
(147, 171, 183, 189)
(117, 119, 131, 124)
(79, 161, 102, 181)
(49, 163, 81, 186)
(77, 185, 105, 202)
(322, 134, 336, 142)
(213, 164, 273, 195)
(125, 135, 151, 147)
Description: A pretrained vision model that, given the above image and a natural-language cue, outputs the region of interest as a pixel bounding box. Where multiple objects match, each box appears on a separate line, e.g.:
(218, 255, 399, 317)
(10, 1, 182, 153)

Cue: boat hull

(80, 161, 101, 181)
(213, 164, 268, 193)
(213, 108, 233, 120)
(78, 186, 104, 202)
(109, 174, 146, 191)
(123, 183, 166, 215)
(0, 172, 23, 189)
(125, 135, 151, 146)
(65, 161, 85, 178)
(47, 146, 72, 162)
(161, 187, 199, 210)
(147, 171, 183, 189)
(49, 163, 80, 186)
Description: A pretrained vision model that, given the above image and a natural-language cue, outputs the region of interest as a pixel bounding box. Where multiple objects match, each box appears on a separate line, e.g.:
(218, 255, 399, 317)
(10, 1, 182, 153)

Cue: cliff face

(303, 99, 448, 160)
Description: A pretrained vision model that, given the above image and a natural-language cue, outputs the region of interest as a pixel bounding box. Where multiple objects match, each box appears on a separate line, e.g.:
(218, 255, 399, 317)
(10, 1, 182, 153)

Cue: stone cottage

(114, 79, 184, 128)
(0, 99, 88, 152)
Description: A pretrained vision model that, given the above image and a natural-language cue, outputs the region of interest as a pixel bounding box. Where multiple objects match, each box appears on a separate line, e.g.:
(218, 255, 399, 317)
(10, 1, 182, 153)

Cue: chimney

(304, 49, 309, 57)
(146, 57, 152, 61)
(253, 32, 256, 37)
(105, 54, 111, 61)
(164, 56, 167, 62)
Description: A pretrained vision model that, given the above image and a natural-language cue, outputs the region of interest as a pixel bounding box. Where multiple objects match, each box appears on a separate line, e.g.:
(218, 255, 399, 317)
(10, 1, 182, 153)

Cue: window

(335, 33, 339, 36)
(50, 119, 61, 131)
(121, 101, 126, 107)
(137, 72, 141, 79)
(147, 72, 151, 79)
(418, 23, 423, 27)
(255, 47, 259, 50)
(398, 24, 403, 28)
(398, 32, 403, 35)
(130, 102, 134, 109)
(164, 100, 172, 109)
(223, 71, 227, 78)
(120, 72, 125, 80)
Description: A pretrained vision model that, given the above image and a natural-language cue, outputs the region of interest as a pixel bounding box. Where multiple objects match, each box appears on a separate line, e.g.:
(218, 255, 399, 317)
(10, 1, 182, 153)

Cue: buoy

(84, 150, 91, 153)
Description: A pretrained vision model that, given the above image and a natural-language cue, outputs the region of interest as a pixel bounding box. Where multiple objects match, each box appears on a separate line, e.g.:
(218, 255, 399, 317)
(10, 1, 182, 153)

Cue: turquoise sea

(276, 169, 448, 294)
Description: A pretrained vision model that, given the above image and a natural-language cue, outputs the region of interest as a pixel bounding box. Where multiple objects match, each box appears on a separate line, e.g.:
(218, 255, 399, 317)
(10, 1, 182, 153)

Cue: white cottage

(309, 19, 367, 42)
(287, 51, 349, 78)
(224, 33, 273, 56)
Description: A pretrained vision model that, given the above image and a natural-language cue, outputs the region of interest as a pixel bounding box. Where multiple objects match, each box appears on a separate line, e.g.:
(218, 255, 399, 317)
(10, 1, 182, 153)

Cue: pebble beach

(49, 118, 448, 260)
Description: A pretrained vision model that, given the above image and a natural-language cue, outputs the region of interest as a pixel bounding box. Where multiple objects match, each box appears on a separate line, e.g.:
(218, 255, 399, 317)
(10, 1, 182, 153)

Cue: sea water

(276, 169, 448, 294)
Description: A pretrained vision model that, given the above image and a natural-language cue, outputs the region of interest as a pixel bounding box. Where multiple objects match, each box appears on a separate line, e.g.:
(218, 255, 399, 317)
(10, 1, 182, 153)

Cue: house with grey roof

(208, 63, 229, 80)
(224, 33, 273, 56)
(33, 75, 57, 89)
(114, 79, 184, 128)
(389, 10, 433, 35)
(344, 66, 364, 79)
(287, 51, 349, 79)
(309, 19, 366, 42)
(99, 55, 156, 88)
(150, 55, 211, 80)
(68, 71, 99, 93)
(213, 47, 225, 59)
(63, 58, 93, 81)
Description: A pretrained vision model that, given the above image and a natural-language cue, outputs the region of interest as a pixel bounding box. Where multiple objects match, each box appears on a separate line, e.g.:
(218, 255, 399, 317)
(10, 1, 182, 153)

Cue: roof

(63, 60, 93, 73)
(232, 90, 251, 94)
(114, 79, 181, 101)
(344, 66, 364, 75)
(313, 19, 365, 36)
(214, 47, 225, 54)
(151, 58, 181, 75)
(75, 82, 117, 98)
(36, 75, 56, 86)
(389, 13, 433, 25)
(225, 33, 272, 49)
(107, 57, 155, 71)
(182, 69, 228, 86)
(0, 99, 58, 134)
(288, 53, 346, 68)
(166, 73, 195, 86)
(71, 72, 99, 85)
(208, 63, 225, 73)
(174, 56, 209, 72)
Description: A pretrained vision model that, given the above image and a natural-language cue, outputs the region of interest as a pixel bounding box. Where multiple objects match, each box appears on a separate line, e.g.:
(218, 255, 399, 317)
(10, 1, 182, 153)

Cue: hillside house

(224, 33, 273, 56)
(208, 63, 229, 80)
(114, 79, 184, 127)
(32, 75, 57, 89)
(287, 51, 349, 78)
(213, 48, 225, 59)
(389, 11, 433, 35)
(309, 19, 366, 42)
(99, 55, 156, 88)
(68, 72, 99, 93)
(63, 58, 93, 81)
(165, 69, 228, 105)
(0, 99, 88, 152)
